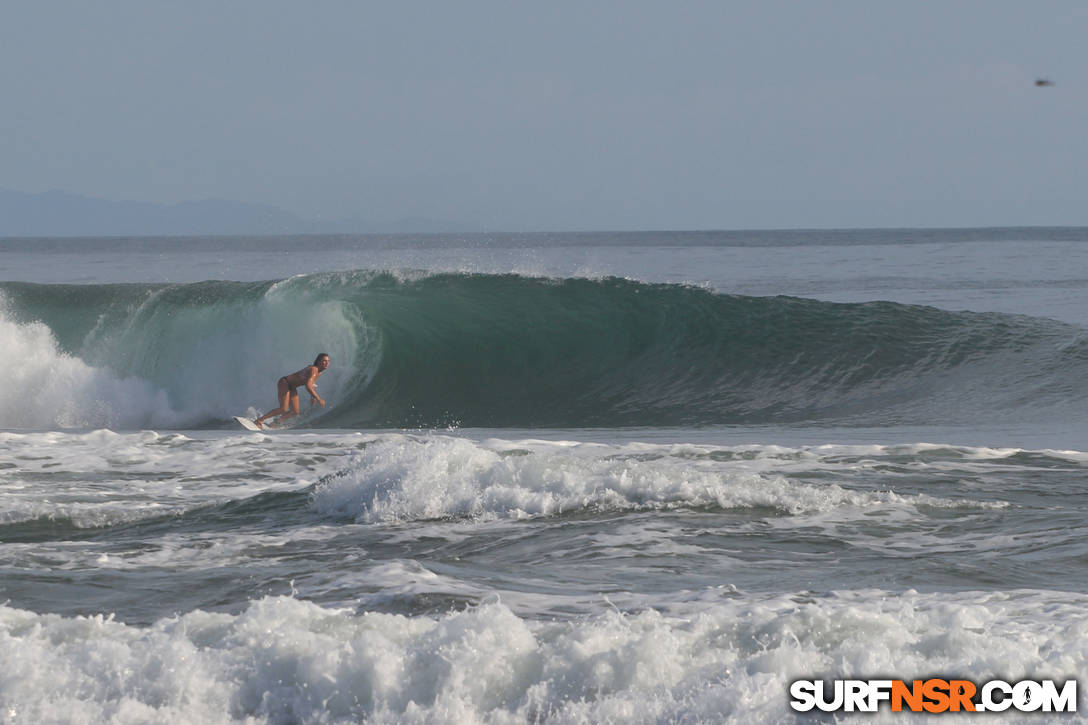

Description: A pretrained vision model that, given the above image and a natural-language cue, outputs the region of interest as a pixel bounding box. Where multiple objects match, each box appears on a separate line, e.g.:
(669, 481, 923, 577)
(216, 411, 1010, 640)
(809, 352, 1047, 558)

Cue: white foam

(1, 589, 1085, 723)
(309, 435, 1003, 523)
(0, 308, 186, 429)
(0, 430, 326, 528)
(0, 431, 1018, 531)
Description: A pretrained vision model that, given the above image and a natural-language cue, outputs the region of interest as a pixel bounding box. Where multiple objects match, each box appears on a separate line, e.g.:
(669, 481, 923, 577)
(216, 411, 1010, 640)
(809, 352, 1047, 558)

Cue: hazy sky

(3, 2, 1085, 230)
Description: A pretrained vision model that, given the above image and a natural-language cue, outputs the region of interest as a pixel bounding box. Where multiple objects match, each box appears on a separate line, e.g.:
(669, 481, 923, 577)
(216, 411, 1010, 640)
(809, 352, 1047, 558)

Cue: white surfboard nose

(233, 416, 262, 431)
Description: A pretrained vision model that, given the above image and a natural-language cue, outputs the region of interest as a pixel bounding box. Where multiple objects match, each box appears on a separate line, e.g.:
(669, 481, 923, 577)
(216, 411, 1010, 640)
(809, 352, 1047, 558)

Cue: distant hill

(0, 188, 475, 236)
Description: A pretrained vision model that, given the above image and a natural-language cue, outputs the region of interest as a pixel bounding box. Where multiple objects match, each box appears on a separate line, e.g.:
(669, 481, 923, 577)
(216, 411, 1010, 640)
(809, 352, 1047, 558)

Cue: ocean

(1, 228, 1087, 723)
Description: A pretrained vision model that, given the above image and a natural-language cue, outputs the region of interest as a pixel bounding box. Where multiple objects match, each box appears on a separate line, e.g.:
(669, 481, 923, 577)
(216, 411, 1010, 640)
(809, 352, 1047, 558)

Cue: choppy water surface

(3, 229, 1088, 722)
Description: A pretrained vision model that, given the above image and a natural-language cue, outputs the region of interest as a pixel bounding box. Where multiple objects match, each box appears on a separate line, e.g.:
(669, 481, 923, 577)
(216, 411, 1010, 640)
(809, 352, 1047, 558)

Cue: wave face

(2, 271, 1086, 429)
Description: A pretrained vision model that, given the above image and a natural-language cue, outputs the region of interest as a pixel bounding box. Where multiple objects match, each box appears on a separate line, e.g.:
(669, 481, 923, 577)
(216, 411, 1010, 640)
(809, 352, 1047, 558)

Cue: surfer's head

(314, 353, 330, 369)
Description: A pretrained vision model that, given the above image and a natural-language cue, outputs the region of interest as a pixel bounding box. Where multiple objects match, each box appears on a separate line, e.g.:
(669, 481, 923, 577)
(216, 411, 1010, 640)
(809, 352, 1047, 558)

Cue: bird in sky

(1035, 78, 1056, 87)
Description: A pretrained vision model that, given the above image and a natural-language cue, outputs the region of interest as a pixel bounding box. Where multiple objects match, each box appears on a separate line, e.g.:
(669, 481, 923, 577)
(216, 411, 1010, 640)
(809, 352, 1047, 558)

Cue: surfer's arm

(304, 369, 325, 407)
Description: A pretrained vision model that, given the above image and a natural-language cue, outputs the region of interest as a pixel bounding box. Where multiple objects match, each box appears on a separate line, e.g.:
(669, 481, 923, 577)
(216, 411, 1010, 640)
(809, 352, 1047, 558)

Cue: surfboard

(233, 416, 262, 431)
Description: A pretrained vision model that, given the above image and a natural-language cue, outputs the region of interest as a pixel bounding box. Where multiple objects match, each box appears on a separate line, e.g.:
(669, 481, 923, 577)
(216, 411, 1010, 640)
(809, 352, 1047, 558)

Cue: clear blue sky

(2, 1, 1085, 230)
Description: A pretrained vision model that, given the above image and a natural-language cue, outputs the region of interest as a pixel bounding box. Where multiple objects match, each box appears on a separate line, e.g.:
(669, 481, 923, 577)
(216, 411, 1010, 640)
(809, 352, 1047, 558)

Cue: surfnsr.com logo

(789, 679, 1077, 714)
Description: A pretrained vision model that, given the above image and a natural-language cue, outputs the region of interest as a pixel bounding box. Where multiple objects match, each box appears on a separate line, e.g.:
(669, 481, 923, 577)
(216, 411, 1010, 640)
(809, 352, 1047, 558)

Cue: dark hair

(314, 353, 330, 365)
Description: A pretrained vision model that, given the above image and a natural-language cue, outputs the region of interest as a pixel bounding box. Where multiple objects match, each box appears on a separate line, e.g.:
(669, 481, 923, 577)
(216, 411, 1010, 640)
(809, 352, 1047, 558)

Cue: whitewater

(2, 229, 1088, 723)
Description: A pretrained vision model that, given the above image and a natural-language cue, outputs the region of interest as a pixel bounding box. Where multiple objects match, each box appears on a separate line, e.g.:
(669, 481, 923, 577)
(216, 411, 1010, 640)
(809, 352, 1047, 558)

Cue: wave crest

(2, 272, 1085, 429)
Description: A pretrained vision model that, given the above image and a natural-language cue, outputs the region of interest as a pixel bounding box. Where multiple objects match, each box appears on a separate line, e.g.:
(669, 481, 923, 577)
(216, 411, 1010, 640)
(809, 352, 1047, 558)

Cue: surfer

(254, 353, 330, 429)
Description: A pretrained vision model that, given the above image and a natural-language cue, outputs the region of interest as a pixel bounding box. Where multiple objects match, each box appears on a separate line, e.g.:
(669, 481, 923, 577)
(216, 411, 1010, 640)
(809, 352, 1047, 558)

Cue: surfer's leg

(256, 379, 292, 428)
(278, 391, 301, 423)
